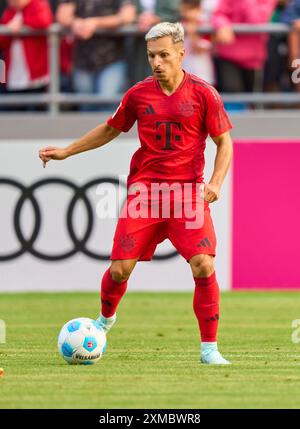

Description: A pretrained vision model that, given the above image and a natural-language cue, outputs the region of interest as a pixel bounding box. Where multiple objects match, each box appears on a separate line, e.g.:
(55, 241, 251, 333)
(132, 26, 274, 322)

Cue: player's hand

(204, 183, 220, 203)
(215, 26, 235, 45)
(39, 146, 68, 168)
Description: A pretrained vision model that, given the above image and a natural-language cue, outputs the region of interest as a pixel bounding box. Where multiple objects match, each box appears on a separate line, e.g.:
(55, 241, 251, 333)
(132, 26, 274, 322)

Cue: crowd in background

(0, 0, 300, 111)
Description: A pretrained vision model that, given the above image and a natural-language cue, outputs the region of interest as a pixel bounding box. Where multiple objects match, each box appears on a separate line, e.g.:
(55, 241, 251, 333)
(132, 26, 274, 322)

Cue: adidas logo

(143, 104, 155, 115)
(197, 237, 211, 248)
(205, 313, 219, 322)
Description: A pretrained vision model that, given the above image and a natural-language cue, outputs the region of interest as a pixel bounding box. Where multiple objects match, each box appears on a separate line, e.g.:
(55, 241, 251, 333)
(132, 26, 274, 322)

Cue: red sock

(100, 268, 128, 318)
(193, 272, 220, 342)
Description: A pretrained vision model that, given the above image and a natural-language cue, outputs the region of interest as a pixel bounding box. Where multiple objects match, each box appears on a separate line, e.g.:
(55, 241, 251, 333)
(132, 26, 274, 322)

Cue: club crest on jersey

(120, 234, 136, 252)
(178, 101, 194, 117)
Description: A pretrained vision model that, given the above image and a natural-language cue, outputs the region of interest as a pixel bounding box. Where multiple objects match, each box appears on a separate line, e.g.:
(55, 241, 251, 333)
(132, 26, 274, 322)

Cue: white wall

(0, 138, 231, 292)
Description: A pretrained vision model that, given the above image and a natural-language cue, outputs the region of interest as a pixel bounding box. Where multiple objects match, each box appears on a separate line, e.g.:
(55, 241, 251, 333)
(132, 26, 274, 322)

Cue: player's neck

(157, 69, 185, 96)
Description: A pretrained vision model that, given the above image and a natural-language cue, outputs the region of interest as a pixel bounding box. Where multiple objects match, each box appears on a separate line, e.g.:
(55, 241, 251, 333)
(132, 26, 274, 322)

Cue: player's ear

(176, 41, 185, 57)
(178, 46, 185, 61)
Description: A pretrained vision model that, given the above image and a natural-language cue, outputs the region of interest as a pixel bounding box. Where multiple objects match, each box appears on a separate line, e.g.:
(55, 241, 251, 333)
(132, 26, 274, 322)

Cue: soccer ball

(58, 317, 106, 365)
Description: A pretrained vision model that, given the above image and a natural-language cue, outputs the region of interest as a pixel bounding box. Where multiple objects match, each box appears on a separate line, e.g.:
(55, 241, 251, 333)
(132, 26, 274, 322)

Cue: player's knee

(190, 254, 214, 278)
(110, 267, 130, 283)
(110, 262, 133, 283)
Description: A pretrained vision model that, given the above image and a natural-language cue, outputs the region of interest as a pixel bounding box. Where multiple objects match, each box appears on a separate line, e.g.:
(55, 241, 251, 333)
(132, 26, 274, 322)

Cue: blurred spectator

(201, 0, 218, 23)
(280, 0, 300, 24)
(49, 0, 58, 12)
(264, 1, 289, 96)
(59, 32, 74, 94)
(56, 0, 135, 111)
(280, 0, 300, 92)
(212, 0, 277, 93)
(180, 0, 215, 84)
(0, 0, 7, 15)
(127, 0, 179, 85)
(0, 1, 5, 64)
(0, 0, 52, 96)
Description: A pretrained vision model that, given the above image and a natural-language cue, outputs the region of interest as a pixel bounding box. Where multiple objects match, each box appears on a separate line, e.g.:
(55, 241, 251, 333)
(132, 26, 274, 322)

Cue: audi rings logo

(0, 177, 178, 262)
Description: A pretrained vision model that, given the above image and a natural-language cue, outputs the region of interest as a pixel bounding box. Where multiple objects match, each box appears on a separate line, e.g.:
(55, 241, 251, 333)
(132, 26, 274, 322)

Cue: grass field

(0, 291, 300, 409)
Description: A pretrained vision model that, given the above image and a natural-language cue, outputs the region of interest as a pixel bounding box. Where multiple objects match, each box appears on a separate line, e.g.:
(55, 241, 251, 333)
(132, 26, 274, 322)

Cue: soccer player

(39, 22, 233, 364)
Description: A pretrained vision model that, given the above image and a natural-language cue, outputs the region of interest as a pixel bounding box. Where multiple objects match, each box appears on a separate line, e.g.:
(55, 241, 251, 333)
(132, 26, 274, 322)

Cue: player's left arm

(205, 131, 233, 203)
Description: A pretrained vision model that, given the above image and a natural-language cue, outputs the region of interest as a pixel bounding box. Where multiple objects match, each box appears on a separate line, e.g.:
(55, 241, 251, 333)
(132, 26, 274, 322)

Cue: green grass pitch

(0, 291, 300, 409)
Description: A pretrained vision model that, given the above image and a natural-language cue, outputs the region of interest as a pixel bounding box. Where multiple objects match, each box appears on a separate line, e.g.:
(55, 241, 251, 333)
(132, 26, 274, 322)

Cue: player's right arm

(39, 123, 121, 167)
(39, 87, 137, 167)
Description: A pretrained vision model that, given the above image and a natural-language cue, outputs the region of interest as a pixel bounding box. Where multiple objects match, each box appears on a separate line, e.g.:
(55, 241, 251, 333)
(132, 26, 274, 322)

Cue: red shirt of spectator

(0, 0, 53, 89)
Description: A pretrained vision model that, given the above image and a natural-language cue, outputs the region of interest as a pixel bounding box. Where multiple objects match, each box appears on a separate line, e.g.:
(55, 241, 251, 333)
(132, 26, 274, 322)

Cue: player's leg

(96, 194, 166, 334)
(189, 254, 230, 365)
(97, 258, 138, 333)
(168, 199, 230, 365)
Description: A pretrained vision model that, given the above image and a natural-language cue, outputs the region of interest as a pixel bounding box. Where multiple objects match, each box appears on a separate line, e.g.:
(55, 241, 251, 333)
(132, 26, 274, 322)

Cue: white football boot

(200, 343, 231, 365)
(96, 314, 117, 334)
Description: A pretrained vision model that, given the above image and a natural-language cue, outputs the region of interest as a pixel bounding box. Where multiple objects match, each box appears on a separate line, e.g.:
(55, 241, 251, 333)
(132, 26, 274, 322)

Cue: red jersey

(107, 72, 232, 186)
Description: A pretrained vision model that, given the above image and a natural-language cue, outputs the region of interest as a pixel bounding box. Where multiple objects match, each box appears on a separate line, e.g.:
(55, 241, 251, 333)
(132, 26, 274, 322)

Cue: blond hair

(145, 22, 184, 44)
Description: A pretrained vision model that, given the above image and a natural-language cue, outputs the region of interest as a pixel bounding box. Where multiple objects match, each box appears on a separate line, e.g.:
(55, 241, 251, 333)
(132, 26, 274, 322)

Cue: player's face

(147, 36, 185, 82)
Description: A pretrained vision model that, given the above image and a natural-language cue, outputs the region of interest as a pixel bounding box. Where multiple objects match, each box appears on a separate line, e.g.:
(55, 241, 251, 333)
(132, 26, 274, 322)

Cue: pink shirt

(212, 0, 277, 69)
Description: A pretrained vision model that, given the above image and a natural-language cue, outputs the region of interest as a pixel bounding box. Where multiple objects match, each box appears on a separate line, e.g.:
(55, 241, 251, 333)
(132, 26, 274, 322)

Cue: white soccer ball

(57, 317, 106, 365)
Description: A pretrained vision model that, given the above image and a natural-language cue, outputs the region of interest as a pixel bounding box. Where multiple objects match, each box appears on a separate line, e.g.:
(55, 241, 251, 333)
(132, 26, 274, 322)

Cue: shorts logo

(197, 237, 211, 248)
(178, 101, 194, 117)
(120, 234, 136, 252)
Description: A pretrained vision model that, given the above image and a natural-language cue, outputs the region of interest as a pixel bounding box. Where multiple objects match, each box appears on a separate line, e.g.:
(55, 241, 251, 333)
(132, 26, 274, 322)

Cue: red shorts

(111, 188, 216, 262)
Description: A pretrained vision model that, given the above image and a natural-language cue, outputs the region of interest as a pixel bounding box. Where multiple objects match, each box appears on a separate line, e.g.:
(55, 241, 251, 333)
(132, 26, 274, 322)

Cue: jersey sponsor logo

(155, 121, 182, 151)
(178, 101, 194, 117)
